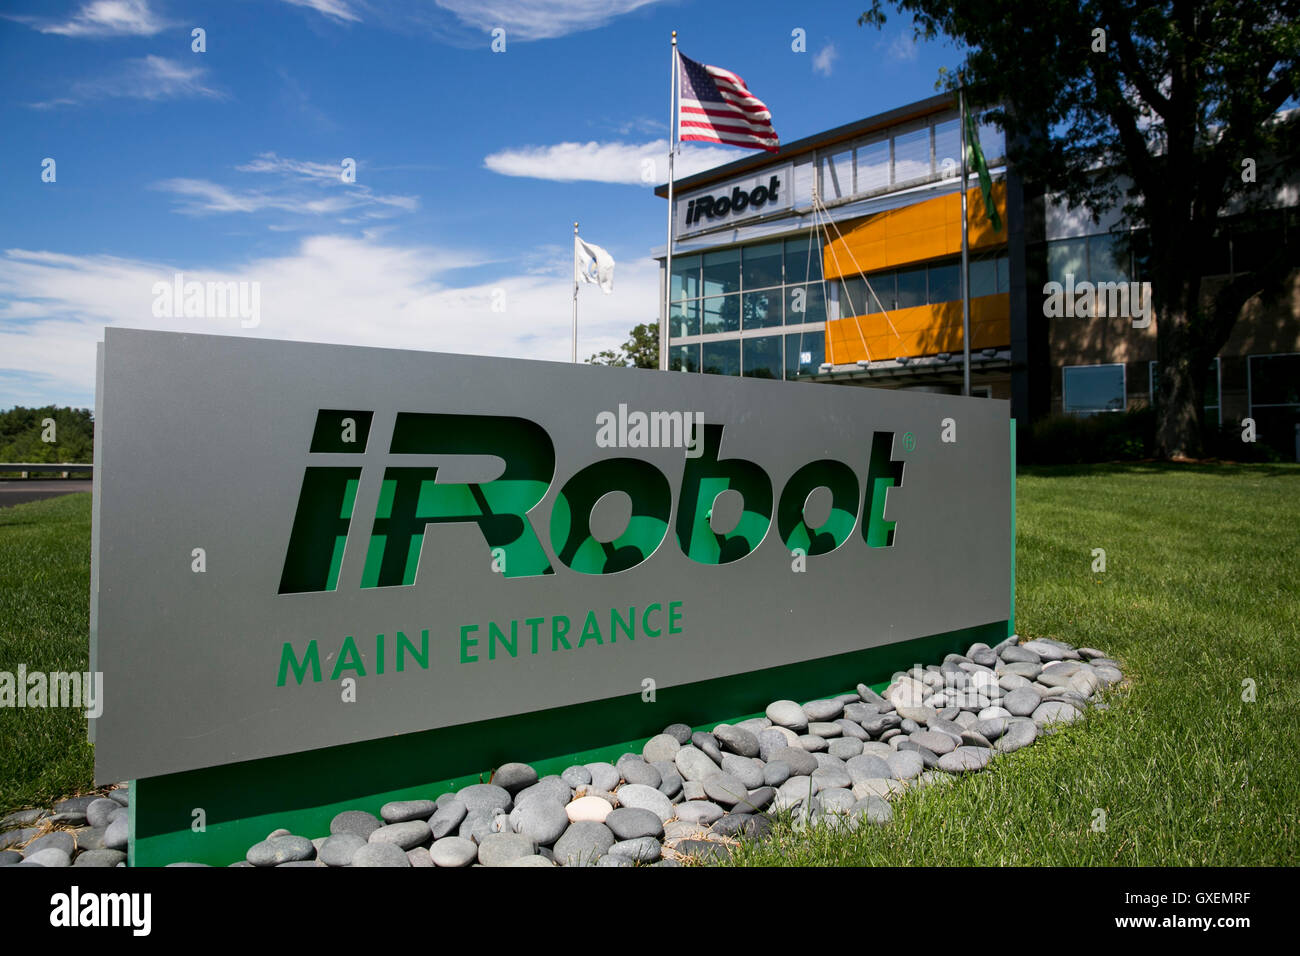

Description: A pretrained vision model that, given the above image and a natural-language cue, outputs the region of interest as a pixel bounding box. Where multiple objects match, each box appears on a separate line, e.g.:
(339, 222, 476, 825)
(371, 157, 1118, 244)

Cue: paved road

(0, 479, 93, 509)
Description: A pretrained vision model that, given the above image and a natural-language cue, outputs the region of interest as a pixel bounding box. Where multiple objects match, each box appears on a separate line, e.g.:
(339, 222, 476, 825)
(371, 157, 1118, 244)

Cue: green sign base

(131, 621, 1009, 866)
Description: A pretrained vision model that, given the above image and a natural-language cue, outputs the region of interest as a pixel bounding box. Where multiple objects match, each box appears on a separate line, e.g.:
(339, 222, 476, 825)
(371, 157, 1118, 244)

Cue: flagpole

(959, 84, 971, 397)
(660, 30, 678, 371)
(572, 221, 579, 363)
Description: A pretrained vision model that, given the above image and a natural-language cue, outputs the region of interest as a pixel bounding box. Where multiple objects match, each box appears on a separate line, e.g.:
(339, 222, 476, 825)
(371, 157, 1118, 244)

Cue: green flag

(965, 110, 1003, 233)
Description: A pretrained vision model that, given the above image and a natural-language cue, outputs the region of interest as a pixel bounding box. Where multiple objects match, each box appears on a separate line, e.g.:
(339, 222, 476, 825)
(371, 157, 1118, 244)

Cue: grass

(728, 462, 1300, 866)
(0, 493, 96, 811)
(3, 465, 1299, 865)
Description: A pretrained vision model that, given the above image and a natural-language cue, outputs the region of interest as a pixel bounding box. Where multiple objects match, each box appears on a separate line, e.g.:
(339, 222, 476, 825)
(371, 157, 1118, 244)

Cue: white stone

(565, 795, 613, 824)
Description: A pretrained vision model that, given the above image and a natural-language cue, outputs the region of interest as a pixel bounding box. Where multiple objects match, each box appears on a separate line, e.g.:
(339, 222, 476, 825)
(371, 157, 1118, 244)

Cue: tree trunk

(1155, 336, 1205, 459)
(1153, 225, 1207, 459)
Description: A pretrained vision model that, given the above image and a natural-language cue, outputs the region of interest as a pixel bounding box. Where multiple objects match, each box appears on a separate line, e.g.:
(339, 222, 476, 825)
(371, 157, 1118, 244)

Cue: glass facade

(816, 115, 1005, 202)
(840, 252, 1010, 318)
(668, 236, 828, 380)
(1046, 232, 1136, 287)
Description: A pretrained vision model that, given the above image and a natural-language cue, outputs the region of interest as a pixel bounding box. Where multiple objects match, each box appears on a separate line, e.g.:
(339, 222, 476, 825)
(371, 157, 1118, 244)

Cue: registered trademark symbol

(902, 432, 916, 452)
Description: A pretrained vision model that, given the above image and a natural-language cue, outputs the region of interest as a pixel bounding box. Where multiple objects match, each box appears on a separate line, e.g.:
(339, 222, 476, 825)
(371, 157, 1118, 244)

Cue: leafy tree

(0, 406, 94, 465)
(861, 0, 1300, 457)
(585, 321, 660, 368)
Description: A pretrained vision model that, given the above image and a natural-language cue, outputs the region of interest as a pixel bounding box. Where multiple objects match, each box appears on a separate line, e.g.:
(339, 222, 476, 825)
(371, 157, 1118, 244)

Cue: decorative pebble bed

(0, 634, 1124, 867)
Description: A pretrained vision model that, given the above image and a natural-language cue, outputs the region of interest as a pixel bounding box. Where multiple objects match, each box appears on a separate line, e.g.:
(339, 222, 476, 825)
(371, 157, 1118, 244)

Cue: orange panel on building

(826, 294, 1011, 365)
(822, 182, 1008, 279)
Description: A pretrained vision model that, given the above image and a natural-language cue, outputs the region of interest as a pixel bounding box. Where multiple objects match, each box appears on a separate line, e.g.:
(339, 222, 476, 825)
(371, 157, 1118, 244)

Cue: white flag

(574, 235, 615, 294)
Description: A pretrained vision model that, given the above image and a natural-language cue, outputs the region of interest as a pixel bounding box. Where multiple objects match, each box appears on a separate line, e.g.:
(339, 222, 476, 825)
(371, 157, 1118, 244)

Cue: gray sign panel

(91, 328, 1010, 782)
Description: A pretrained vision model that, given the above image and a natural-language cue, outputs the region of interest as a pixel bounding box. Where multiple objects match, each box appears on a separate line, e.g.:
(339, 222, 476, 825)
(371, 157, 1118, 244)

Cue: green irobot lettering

(278, 412, 906, 593)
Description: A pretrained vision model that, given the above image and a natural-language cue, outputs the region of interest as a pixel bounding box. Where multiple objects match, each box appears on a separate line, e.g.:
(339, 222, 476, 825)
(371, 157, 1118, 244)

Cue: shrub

(1025, 407, 1155, 464)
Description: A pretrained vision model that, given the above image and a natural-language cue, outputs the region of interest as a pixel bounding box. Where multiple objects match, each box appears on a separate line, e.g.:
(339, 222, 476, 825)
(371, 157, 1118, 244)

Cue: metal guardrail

(0, 462, 94, 477)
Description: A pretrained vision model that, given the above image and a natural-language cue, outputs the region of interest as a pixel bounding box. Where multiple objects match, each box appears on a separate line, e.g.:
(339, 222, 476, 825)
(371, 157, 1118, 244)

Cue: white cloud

(235, 153, 347, 183)
(434, 0, 663, 41)
(279, 0, 361, 23)
(612, 117, 666, 137)
(155, 179, 271, 215)
(887, 33, 918, 62)
(0, 236, 661, 407)
(23, 0, 166, 37)
(154, 153, 419, 220)
(30, 56, 224, 108)
(812, 44, 838, 77)
(484, 140, 739, 185)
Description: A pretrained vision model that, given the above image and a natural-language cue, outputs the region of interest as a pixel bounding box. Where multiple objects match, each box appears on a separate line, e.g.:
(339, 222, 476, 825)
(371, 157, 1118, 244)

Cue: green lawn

(0, 493, 95, 810)
(3, 466, 1299, 865)
(730, 463, 1300, 866)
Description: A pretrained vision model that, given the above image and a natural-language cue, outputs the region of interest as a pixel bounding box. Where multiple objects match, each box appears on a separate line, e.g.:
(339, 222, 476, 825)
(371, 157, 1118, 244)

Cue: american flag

(677, 51, 779, 152)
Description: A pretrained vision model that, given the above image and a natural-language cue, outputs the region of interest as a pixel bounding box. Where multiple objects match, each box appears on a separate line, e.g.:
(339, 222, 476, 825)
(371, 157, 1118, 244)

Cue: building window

(927, 261, 961, 304)
(892, 124, 931, 186)
(855, 136, 890, 193)
(742, 241, 783, 290)
(702, 294, 740, 334)
(785, 282, 826, 325)
(967, 252, 1003, 297)
(743, 335, 783, 379)
(933, 118, 961, 174)
(702, 339, 740, 376)
(673, 238, 828, 345)
(670, 343, 699, 373)
(895, 266, 927, 309)
(975, 118, 1004, 164)
(1063, 363, 1126, 414)
(1088, 233, 1130, 285)
(1148, 359, 1221, 428)
(742, 288, 782, 329)
(819, 149, 854, 200)
(1046, 237, 1088, 286)
(670, 254, 701, 302)
(784, 236, 822, 285)
(785, 330, 825, 379)
(1248, 353, 1300, 457)
(1046, 233, 1135, 287)
(840, 253, 1009, 318)
(702, 248, 740, 297)
(670, 298, 700, 338)
(807, 111, 1006, 205)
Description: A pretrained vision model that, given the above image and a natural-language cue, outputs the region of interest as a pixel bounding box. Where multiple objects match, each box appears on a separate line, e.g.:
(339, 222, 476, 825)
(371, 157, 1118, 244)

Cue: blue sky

(0, 0, 964, 408)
